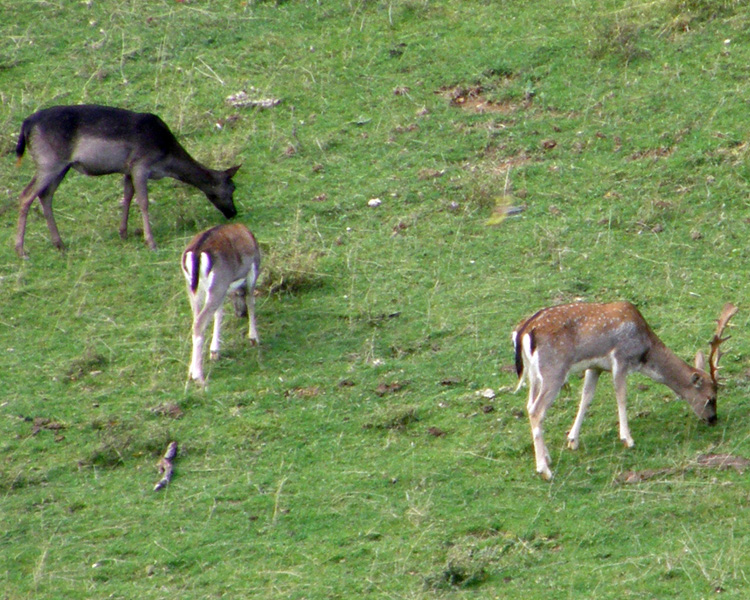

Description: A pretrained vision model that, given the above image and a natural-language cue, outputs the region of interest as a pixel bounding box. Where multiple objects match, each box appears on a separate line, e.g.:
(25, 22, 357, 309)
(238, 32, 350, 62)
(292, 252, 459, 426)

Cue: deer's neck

(164, 146, 217, 190)
(641, 339, 694, 394)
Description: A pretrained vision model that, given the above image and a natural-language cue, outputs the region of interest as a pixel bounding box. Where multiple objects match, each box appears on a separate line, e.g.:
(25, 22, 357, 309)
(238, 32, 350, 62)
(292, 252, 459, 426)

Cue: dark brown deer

(512, 301, 737, 480)
(14, 105, 240, 257)
(181, 223, 261, 386)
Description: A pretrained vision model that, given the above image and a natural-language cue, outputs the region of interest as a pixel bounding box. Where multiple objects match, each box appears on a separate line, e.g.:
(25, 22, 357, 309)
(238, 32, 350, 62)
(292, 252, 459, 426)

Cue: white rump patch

(200, 253, 214, 290)
(182, 251, 195, 281)
(182, 251, 214, 294)
(522, 333, 544, 390)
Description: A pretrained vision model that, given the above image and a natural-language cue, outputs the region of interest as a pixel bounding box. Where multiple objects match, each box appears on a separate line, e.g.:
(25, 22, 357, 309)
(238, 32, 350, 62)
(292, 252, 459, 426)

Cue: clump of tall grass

(666, 0, 741, 20)
(590, 19, 650, 63)
(257, 210, 328, 295)
(659, 0, 742, 34)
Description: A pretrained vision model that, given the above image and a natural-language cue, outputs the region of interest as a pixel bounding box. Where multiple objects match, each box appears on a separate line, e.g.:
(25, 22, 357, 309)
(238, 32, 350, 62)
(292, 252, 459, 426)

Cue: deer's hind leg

(38, 175, 68, 251)
(15, 166, 70, 257)
(245, 263, 260, 345)
(209, 299, 224, 361)
(526, 376, 563, 481)
(188, 287, 225, 384)
(15, 176, 39, 257)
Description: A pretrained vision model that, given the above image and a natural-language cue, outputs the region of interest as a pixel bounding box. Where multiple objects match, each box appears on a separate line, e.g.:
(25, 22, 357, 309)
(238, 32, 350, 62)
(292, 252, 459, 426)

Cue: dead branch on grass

(154, 441, 178, 491)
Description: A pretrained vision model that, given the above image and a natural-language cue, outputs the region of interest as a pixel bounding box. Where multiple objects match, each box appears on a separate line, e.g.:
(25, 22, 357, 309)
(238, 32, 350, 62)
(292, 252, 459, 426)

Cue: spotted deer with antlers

(512, 301, 737, 480)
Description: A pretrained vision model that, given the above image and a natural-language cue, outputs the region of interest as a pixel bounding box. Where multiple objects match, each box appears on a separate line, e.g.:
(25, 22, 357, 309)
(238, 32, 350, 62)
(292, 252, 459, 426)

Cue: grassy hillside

(1, 0, 750, 598)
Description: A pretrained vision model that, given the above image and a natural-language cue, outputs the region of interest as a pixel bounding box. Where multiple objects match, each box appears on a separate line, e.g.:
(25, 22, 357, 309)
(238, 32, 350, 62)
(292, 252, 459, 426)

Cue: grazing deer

(512, 301, 737, 480)
(181, 223, 261, 385)
(14, 104, 240, 257)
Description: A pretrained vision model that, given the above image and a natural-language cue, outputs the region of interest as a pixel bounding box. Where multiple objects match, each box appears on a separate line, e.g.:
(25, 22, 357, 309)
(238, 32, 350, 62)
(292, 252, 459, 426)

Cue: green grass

(2, 0, 750, 597)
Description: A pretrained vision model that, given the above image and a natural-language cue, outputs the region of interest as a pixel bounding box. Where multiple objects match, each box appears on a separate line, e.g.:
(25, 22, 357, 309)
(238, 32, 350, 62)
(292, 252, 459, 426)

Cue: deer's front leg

(613, 365, 634, 448)
(133, 172, 157, 250)
(232, 275, 260, 346)
(567, 369, 600, 450)
(120, 175, 134, 240)
(246, 275, 259, 346)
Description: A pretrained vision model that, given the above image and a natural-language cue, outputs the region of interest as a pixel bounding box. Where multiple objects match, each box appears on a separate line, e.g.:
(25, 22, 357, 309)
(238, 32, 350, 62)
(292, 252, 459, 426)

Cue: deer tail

(15, 120, 28, 167)
(512, 327, 534, 393)
(190, 251, 201, 293)
(187, 227, 218, 293)
(513, 331, 524, 378)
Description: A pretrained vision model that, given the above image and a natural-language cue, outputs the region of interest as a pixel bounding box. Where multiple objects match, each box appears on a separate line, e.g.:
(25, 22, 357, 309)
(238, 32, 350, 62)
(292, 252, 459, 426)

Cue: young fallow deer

(182, 223, 261, 386)
(14, 104, 240, 258)
(512, 301, 737, 480)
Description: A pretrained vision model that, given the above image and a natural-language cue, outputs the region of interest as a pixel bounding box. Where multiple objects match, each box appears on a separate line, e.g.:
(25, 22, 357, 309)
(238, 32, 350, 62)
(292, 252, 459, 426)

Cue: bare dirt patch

(695, 453, 750, 472)
(149, 403, 184, 419)
(628, 146, 675, 161)
(478, 146, 534, 174)
(439, 84, 522, 114)
(375, 381, 407, 397)
(618, 452, 750, 484)
(31, 417, 66, 439)
(285, 386, 322, 399)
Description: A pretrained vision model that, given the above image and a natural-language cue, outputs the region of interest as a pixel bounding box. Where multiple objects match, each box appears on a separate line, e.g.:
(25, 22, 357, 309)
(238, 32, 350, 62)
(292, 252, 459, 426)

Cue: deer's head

(684, 303, 737, 424)
(207, 165, 241, 219)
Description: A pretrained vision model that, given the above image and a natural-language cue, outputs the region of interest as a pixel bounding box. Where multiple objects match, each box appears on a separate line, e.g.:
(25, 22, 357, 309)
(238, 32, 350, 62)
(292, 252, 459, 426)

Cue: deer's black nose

(707, 414, 718, 425)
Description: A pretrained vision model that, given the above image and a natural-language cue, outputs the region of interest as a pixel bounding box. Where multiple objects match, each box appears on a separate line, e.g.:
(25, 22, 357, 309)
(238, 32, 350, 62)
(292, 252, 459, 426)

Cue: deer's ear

(691, 372, 703, 388)
(694, 350, 706, 372)
(225, 165, 241, 178)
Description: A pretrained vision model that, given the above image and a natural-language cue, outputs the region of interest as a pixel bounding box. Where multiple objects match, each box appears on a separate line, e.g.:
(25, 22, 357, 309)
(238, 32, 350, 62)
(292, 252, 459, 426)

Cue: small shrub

(84, 419, 172, 468)
(259, 244, 326, 295)
(63, 349, 108, 382)
(258, 212, 327, 295)
(590, 19, 650, 63)
(424, 559, 489, 590)
(667, 0, 741, 20)
(363, 407, 419, 431)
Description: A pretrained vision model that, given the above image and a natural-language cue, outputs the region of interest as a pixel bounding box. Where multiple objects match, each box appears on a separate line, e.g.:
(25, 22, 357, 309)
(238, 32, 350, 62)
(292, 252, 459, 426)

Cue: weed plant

(1, 0, 750, 598)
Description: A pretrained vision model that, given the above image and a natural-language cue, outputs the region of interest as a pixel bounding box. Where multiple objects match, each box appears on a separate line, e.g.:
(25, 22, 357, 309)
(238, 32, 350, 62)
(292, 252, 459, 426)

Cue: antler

(709, 302, 738, 384)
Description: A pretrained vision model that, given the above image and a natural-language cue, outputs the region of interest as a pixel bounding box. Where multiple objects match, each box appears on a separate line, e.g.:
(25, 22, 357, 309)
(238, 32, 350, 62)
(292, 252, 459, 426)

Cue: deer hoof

(567, 438, 579, 450)
(538, 466, 553, 481)
(189, 374, 206, 387)
(188, 364, 205, 383)
(210, 351, 219, 361)
(621, 437, 635, 448)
